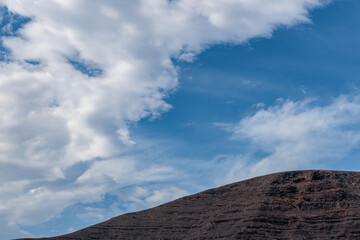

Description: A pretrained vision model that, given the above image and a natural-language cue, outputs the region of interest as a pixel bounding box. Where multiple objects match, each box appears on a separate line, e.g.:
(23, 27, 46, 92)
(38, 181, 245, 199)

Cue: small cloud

(300, 85, 306, 94)
(76, 207, 106, 223)
(115, 186, 188, 212)
(176, 52, 197, 62)
(212, 122, 234, 132)
(275, 97, 285, 103)
(241, 79, 260, 88)
(254, 102, 265, 108)
(145, 187, 188, 204)
(184, 121, 194, 127)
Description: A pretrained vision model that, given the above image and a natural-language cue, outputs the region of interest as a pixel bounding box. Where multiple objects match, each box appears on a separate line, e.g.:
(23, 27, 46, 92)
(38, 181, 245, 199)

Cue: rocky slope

(21, 170, 360, 239)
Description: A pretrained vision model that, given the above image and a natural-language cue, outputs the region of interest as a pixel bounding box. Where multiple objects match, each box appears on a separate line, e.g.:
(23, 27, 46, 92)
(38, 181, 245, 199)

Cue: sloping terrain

(21, 170, 360, 239)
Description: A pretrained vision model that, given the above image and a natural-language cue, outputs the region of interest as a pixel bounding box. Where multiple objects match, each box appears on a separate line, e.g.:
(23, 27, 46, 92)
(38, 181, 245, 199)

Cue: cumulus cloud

(220, 95, 360, 184)
(0, 0, 328, 237)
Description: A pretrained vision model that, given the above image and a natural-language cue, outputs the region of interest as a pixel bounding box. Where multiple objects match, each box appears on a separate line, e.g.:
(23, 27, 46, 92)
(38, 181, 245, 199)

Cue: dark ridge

(19, 170, 360, 240)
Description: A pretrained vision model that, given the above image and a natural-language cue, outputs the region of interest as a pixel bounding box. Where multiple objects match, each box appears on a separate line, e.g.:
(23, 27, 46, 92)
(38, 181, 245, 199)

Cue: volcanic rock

(20, 170, 360, 239)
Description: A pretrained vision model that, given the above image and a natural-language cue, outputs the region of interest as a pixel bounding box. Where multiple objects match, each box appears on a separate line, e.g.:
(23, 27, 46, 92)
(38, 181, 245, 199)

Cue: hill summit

(21, 170, 360, 239)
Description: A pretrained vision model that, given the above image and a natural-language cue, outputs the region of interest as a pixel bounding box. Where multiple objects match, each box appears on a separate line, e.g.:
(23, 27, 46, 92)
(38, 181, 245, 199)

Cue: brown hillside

(21, 170, 360, 239)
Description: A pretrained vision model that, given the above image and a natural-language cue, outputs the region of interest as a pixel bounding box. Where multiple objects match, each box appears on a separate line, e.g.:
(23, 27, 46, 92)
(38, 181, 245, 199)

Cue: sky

(1, 0, 360, 238)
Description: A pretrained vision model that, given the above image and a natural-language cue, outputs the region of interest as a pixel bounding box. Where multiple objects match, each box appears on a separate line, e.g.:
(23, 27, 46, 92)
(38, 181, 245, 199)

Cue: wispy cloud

(219, 95, 360, 184)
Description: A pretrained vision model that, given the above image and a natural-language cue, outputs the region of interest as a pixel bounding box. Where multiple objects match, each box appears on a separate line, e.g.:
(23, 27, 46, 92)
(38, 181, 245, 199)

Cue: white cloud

(0, 0, 328, 237)
(145, 187, 188, 204)
(114, 186, 188, 212)
(76, 206, 116, 223)
(76, 158, 177, 187)
(220, 95, 360, 184)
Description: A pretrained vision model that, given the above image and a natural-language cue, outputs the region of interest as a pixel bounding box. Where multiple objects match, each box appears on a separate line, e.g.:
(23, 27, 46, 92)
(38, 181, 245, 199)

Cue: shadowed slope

(21, 170, 360, 239)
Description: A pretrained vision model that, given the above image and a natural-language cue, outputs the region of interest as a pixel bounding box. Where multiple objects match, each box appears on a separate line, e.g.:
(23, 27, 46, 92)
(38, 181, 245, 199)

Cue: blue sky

(1, 0, 360, 238)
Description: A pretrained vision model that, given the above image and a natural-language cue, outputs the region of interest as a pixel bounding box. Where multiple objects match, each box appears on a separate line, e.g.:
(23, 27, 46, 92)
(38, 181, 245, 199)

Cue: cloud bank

(0, 0, 328, 237)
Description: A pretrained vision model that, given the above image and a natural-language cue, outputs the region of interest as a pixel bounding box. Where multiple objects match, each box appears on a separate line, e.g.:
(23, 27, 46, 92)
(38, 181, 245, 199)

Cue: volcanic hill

(21, 170, 360, 239)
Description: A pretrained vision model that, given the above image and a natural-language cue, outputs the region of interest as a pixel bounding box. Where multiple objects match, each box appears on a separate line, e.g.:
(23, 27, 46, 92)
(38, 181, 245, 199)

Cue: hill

(20, 170, 360, 239)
